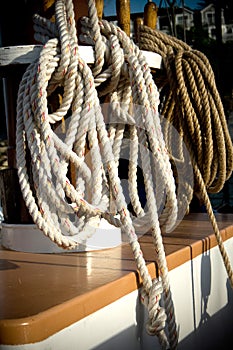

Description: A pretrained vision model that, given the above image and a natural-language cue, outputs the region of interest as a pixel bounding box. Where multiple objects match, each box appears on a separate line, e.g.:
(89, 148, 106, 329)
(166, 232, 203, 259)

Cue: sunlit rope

(13, 1, 202, 349)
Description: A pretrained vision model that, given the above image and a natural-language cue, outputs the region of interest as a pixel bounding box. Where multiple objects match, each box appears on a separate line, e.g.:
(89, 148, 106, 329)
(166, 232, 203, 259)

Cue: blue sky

(104, 0, 201, 16)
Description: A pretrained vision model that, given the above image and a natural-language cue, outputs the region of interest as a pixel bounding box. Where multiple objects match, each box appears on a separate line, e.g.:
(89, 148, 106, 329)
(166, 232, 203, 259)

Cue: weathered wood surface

(116, 0, 131, 36)
(95, 0, 104, 19)
(144, 1, 158, 30)
(0, 45, 162, 69)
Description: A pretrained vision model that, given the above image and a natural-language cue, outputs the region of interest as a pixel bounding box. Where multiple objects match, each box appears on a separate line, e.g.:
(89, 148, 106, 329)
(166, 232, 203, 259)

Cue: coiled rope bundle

(139, 26, 233, 288)
(16, 0, 181, 348)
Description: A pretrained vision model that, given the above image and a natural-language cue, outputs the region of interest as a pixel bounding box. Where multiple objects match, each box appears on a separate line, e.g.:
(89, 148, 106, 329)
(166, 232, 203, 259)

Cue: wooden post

(144, 0, 158, 30)
(0, 0, 37, 224)
(0, 65, 34, 224)
(116, 0, 131, 37)
(0, 168, 33, 224)
(143, 0, 158, 75)
(95, 0, 104, 19)
(134, 17, 144, 43)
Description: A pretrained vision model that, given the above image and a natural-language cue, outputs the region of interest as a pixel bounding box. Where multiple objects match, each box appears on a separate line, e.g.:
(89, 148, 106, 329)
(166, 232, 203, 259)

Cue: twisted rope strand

(13, 2, 205, 349)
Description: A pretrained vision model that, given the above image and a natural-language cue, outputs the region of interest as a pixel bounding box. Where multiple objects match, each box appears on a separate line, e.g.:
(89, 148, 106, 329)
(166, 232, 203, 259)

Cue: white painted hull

(1, 237, 232, 350)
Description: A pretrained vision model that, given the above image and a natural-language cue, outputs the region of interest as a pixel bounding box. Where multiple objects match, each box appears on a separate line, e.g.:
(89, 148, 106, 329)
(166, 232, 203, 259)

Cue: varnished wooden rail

(0, 212, 233, 345)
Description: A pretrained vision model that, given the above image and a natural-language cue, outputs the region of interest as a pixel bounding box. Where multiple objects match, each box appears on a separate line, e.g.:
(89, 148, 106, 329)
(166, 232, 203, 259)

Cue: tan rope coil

(139, 25, 233, 288)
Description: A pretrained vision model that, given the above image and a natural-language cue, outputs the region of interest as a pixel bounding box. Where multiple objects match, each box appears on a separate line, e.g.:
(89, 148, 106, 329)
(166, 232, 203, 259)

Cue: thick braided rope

(16, 1, 180, 349)
(97, 19, 179, 348)
(87, 0, 105, 77)
(81, 13, 179, 347)
(139, 25, 233, 288)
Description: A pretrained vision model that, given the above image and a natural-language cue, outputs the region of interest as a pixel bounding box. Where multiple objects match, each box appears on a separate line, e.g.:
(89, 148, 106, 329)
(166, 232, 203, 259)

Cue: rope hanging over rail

(15, 1, 233, 349)
(139, 25, 233, 288)
(16, 0, 181, 348)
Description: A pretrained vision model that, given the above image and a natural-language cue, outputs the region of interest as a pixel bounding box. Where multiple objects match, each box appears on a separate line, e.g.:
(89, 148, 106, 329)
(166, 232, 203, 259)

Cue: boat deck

(0, 212, 233, 345)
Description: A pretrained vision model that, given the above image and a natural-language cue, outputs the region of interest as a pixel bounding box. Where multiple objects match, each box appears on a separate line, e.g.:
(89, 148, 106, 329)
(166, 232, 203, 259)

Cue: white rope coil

(16, 0, 182, 348)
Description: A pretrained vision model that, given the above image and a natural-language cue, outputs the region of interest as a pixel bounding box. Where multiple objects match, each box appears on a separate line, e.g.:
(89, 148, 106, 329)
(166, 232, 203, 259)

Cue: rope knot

(140, 277, 167, 336)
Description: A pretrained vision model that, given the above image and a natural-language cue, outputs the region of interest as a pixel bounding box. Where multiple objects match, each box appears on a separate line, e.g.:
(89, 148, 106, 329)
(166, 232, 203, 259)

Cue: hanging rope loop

(15, 1, 233, 348)
(140, 277, 167, 336)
